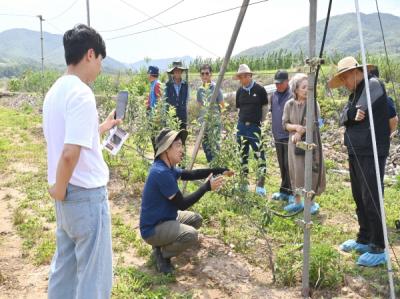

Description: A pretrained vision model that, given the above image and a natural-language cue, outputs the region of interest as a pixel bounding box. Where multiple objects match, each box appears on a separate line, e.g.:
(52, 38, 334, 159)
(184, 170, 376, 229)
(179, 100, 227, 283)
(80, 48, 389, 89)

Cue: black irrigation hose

(374, 0, 398, 102)
(313, 0, 332, 194)
(270, 207, 304, 218)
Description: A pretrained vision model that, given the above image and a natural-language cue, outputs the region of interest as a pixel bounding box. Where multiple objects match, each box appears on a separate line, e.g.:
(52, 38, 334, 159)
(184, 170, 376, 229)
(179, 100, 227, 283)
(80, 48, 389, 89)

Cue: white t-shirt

(43, 75, 109, 188)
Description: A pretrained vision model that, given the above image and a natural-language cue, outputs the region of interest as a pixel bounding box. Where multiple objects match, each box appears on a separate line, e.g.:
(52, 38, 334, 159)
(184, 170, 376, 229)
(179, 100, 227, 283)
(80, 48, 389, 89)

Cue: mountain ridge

(236, 12, 400, 57)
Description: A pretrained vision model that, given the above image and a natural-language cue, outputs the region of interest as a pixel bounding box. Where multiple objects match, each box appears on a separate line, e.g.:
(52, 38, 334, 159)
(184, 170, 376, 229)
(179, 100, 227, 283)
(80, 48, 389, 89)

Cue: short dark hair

(63, 24, 106, 66)
(200, 64, 212, 73)
(369, 66, 380, 78)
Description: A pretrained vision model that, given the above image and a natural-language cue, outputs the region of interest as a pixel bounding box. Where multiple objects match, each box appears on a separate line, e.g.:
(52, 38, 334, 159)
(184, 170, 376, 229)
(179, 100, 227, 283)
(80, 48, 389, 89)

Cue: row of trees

(189, 50, 306, 73)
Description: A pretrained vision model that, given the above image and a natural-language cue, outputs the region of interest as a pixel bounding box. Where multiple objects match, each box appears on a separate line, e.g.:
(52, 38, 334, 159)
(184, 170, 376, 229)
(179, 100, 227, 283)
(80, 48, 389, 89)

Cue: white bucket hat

(328, 56, 374, 89)
(235, 64, 253, 79)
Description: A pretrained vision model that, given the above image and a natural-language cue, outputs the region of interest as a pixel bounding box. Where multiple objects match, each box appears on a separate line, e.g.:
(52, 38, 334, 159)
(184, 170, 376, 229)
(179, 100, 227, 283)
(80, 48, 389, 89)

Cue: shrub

(275, 243, 345, 289)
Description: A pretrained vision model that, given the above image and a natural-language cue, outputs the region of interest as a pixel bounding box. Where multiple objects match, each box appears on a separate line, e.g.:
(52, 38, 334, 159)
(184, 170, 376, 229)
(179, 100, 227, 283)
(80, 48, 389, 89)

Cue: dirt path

(0, 175, 300, 299)
(108, 178, 301, 299)
(0, 186, 48, 299)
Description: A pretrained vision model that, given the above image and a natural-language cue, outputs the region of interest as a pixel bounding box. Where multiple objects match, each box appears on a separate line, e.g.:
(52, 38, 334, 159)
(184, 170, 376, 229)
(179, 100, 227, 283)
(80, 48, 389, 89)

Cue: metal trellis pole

(183, 0, 250, 192)
(301, 0, 318, 297)
(354, 0, 395, 298)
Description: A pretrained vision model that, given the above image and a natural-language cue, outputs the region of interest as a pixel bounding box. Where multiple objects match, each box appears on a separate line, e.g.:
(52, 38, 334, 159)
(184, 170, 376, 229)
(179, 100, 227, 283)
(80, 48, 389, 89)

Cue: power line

(99, 0, 185, 33)
(110, 0, 220, 57)
(106, 0, 268, 41)
(47, 0, 80, 20)
(0, 13, 35, 18)
(374, 0, 398, 101)
(45, 20, 64, 34)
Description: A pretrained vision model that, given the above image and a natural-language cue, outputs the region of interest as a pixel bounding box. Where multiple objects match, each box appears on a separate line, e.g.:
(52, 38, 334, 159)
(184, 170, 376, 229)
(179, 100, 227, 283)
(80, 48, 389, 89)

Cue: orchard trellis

(4, 0, 399, 297)
(95, 1, 397, 297)
(185, 0, 397, 297)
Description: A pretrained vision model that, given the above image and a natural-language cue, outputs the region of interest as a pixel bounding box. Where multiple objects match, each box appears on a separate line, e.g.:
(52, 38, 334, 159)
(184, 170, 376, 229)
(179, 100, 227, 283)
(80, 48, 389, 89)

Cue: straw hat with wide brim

(154, 128, 188, 158)
(328, 56, 375, 89)
(235, 64, 253, 79)
(167, 61, 188, 73)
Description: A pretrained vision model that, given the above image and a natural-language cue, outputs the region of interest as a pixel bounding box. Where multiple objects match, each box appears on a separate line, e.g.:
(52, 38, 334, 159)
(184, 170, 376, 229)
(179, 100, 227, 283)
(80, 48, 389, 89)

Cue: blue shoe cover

(310, 202, 320, 215)
(284, 201, 304, 213)
(339, 239, 370, 254)
(239, 184, 249, 192)
(256, 186, 267, 196)
(288, 195, 295, 204)
(272, 192, 287, 200)
(357, 252, 387, 267)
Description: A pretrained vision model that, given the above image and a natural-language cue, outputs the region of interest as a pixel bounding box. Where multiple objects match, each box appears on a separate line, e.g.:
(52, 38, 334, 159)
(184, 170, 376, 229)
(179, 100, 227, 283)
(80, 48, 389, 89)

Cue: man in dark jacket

(329, 56, 390, 267)
(270, 70, 294, 202)
(235, 64, 268, 196)
(165, 61, 190, 129)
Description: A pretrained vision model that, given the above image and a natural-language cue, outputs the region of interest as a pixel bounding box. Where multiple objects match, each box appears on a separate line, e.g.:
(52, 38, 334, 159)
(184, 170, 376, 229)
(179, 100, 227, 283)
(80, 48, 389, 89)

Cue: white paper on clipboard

(102, 127, 129, 155)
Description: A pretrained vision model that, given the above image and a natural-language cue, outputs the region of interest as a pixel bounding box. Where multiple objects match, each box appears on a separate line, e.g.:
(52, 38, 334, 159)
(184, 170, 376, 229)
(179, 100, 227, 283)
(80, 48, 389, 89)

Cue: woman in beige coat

(282, 73, 326, 214)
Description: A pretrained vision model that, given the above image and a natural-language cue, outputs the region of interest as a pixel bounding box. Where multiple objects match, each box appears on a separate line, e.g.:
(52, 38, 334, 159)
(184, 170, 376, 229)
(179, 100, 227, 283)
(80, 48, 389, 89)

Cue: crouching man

(140, 128, 233, 273)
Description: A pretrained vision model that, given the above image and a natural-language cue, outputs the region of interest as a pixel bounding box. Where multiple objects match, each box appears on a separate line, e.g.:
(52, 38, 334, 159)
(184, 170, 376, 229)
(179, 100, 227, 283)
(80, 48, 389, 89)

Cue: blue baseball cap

(147, 66, 159, 76)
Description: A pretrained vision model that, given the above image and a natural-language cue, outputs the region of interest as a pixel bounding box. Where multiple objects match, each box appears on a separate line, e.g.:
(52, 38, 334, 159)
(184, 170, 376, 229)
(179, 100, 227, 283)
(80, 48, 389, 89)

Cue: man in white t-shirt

(43, 24, 121, 299)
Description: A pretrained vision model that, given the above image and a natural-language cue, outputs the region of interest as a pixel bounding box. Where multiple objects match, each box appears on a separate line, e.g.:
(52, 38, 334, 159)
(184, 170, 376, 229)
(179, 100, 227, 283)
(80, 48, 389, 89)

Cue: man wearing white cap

(235, 64, 268, 196)
(328, 56, 390, 267)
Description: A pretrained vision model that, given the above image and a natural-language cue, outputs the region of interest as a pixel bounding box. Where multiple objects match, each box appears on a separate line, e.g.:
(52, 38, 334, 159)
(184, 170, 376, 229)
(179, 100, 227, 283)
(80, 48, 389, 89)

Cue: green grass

(0, 106, 55, 266)
(182, 144, 400, 294)
(1, 92, 400, 297)
(112, 215, 151, 257)
(112, 267, 192, 299)
(34, 236, 56, 265)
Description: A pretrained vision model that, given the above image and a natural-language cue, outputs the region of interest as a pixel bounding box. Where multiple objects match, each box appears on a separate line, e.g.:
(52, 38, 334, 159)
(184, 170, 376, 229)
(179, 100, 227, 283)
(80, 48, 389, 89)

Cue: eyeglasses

(171, 141, 184, 149)
(200, 72, 210, 76)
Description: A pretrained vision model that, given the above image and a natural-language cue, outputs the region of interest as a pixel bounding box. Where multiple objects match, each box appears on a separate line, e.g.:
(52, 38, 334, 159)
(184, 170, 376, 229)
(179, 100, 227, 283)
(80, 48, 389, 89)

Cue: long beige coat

(282, 98, 326, 196)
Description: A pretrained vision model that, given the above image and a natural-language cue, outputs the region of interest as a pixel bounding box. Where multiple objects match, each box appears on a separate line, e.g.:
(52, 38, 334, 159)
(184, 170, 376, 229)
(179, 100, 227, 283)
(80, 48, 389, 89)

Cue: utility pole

(300, 0, 318, 297)
(183, 0, 250, 192)
(37, 15, 45, 96)
(86, 0, 91, 26)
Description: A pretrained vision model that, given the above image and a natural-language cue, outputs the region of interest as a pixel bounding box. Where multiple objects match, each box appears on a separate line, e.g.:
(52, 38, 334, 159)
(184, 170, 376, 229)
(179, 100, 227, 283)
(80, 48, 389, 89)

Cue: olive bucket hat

(167, 61, 188, 74)
(154, 128, 188, 158)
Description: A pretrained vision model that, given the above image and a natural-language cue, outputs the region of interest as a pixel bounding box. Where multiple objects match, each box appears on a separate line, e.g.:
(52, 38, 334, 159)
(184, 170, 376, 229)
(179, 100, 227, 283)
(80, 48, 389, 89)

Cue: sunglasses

(200, 72, 210, 76)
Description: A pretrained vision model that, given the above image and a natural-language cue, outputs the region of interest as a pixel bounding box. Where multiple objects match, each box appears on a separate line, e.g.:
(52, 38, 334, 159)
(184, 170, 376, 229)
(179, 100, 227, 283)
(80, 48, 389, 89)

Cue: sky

(1, 0, 399, 63)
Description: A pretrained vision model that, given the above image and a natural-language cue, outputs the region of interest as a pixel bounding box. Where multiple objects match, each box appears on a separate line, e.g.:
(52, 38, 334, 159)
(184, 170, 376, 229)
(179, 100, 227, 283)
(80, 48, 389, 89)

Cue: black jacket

(340, 77, 390, 156)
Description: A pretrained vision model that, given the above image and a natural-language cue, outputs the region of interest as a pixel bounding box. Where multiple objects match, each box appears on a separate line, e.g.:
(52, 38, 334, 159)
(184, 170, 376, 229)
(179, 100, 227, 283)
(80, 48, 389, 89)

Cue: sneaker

(357, 251, 387, 267)
(153, 247, 173, 274)
(271, 192, 288, 201)
(339, 239, 370, 254)
(256, 186, 267, 196)
(310, 202, 320, 215)
(284, 201, 304, 213)
(287, 195, 295, 204)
